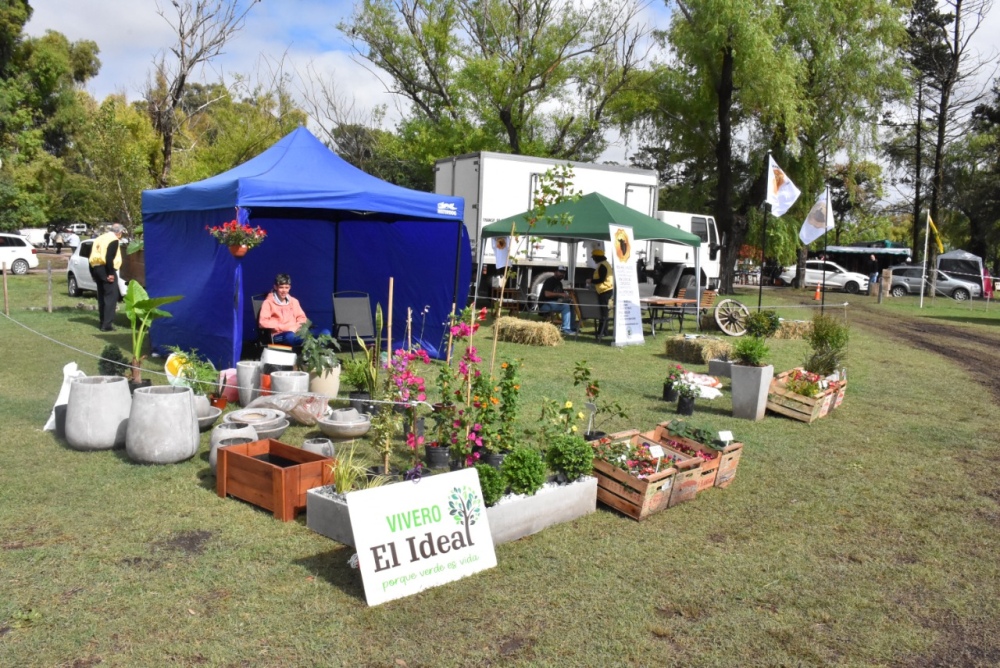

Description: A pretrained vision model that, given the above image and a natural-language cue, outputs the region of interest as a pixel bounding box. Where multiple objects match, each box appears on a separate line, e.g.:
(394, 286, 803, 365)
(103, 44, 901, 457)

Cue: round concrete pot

(270, 370, 310, 397)
(302, 437, 335, 458)
(209, 422, 258, 473)
(192, 393, 212, 418)
(65, 376, 132, 451)
(236, 360, 262, 407)
(308, 366, 341, 400)
(126, 386, 200, 464)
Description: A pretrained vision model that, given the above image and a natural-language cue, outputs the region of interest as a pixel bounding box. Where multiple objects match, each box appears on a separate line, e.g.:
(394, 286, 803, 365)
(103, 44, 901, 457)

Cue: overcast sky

(24, 0, 1000, 170)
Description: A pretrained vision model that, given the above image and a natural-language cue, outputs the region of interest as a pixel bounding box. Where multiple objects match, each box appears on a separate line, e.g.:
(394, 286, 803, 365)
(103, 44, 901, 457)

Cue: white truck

(644, 211, 722, 295)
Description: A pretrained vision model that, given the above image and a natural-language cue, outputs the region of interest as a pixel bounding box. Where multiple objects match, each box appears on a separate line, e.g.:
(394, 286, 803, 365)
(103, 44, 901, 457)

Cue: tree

(144, 0, 261, 187)
(340, 0, 650, 161)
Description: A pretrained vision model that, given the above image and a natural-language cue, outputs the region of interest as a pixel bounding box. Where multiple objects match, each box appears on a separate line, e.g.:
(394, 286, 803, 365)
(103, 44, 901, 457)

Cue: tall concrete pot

(731, 364, 774, 421)
(65, 376, 132, 450)
(270, 370, 310, 398)
(126, 386, 200, 464)
(308, 366, 341, 400)
(236, 360, 262, 407)
(209, 422, 258, 473)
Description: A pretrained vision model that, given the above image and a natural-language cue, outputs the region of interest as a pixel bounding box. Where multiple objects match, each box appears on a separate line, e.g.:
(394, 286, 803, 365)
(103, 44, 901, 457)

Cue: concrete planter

(731, 364, 774, 421)
(308, 366, 341, 400)
(236, 360, 262, 407)
(126, 386, 200, 464)
(192, 393, 212, 418)
(209, 422, 258, 473)
(270, 370, 310, 397)
(307, 475, 599, 547)
(65, 376, 132, 450)
(708, 358, 734, 379)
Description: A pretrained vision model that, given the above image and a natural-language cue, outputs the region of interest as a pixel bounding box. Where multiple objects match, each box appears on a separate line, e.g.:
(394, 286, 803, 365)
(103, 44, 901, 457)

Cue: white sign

(718, 430, 734, 443)
(648, 445, 665, 459)
(347, 468, 497, 606)
(607, 224, 644, 347)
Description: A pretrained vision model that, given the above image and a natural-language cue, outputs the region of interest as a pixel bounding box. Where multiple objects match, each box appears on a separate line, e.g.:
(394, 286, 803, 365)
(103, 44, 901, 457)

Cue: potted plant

(573, 362, 629, 441)
(97, 344, 131, 378)
(123, 280, 183, 391)
(296, 322, 342, 398)
(500, 446, 546, 496)
(168, 347, 224, 412)
(544, 432, 593, 483)
(663, 364, 686, 401)
(349, 303, 384, 413)
(675, 380, 700, 415)
(206, 218, 267, 257)
(474, 463, 507, 507)
(803, 314, 849, 378)
(341, 357, 369, 411)
(305, 442, 392, 546)
(766, 315, 850, 422)
(730, 333, 773, 421)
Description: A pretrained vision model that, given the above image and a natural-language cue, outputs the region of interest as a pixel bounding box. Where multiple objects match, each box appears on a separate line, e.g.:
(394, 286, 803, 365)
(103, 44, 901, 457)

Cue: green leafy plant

(665, 363, 686, 387)
(355, 303, 384, 396)
(674, 380, 700, 400)
(369, 379, 401, 475)
(341, 358, 368, 392)
(501, 446, 547, 496)
(297, 321, 341, 376)
(545, 433, 593, 482)
(97, 343, 130, 377)
(731, 335, 770, 367)
(123, 280, 183, 383)
(329, 442, 388, 493)
(667, 420, 728, 450)
(572, 360, 629, 435)
(744, 310, 780, 338)
(474, 463, 507, 507)
(804, 314, 850, 376)
(167, 347, 219, 396)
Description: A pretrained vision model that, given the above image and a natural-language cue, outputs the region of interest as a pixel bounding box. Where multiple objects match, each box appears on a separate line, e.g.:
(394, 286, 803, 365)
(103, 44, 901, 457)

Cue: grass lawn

(2, 274, 1000, 667)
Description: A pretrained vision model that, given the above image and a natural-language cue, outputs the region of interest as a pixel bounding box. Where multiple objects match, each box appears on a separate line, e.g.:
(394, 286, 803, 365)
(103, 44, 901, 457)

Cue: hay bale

(665, 335, 732, 364)
(774, 320, 813, 340)
(494, 317, 563, 346)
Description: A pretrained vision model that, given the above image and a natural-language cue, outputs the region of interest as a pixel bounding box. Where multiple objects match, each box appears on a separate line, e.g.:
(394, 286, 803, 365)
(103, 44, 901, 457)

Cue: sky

(23, 0, 1000, 170)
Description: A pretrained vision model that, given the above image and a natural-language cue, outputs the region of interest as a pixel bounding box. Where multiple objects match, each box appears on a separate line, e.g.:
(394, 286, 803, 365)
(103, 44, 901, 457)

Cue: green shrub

(804, 314, 849, 375)
(732, 336, 770, 367)
(545, 433, 593, 482)
(501, 446, 547, 496)
(341, 357, 368, 391)
(97, 344, 130, 377)
(744, 310, 780, 338)
(475, 463, 507, 506)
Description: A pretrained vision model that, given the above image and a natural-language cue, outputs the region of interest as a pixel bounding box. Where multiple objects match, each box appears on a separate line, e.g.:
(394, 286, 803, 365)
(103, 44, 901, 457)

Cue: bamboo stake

(406, 307, 412, 351)
(387, 276, 394, 357)
(445, 303, 456, 364)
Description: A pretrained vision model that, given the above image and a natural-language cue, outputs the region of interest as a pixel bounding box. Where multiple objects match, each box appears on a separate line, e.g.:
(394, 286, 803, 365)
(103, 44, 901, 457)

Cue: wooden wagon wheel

(715, 298, 750, 336)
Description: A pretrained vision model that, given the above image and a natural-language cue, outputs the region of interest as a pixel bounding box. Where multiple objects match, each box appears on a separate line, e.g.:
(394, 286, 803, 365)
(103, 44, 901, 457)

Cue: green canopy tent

(479, 192, 705, 326)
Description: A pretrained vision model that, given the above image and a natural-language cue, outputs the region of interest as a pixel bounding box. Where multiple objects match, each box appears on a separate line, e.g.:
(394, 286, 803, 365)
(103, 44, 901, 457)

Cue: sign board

(607, 224, 644, 347)
(347, 468, 497, 606)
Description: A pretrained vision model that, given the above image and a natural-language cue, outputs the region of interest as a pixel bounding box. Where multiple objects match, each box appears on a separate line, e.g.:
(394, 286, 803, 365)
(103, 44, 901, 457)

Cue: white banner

(492, 237, 511, 268)
(608, 225, 644, 347)
(348, 469, 497, 606)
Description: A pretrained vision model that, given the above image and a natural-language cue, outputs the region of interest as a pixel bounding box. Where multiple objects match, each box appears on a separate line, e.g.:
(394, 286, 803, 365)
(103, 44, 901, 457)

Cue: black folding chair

(332, 291, 375, 358)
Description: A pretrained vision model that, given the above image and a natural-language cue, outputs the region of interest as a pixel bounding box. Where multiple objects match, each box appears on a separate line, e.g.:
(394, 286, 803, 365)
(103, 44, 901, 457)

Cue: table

(640, 297, 697, 335)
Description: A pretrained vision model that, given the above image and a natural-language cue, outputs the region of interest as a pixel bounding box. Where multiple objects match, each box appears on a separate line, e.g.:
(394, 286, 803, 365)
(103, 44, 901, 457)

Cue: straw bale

(494, 317, 563, 347)
(773, 320, 813, 340)
(665, 335, 732, 364)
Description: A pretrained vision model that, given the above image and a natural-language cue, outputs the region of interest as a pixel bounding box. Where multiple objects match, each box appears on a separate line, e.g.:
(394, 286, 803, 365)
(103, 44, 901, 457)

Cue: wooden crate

(766, 368, 845, 423)
(217, 439, 333, 521)
(640, 421, 744, 490)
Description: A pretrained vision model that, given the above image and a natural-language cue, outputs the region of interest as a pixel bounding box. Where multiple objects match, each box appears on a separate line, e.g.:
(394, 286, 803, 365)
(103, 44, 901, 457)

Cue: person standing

(864, 254, 879, 295)
(54, 229, 65, 254)
(538, 265, 576, 334)
(65, 231, 80, 253)
(588, 248, 614, 340)
(89, 223, 125, 331)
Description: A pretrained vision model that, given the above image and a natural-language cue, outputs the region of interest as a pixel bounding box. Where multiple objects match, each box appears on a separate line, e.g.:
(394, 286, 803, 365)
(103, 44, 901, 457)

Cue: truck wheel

(677, 274, 698, 296)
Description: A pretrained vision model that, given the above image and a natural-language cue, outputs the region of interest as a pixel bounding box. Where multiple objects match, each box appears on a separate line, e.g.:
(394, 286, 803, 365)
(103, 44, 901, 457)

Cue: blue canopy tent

(141, 127, 470, 366)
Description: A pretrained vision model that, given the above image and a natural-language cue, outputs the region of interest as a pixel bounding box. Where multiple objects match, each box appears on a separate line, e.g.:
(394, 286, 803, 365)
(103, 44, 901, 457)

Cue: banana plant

(124, 280, 183, 383)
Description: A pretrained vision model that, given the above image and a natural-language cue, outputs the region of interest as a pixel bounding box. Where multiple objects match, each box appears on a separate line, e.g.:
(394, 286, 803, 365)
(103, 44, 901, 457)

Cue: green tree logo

(448, 486, 482, 546)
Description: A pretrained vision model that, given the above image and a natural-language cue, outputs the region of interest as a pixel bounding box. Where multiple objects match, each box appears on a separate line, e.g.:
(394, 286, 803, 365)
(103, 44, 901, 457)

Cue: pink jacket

(259, 293, 307, 334)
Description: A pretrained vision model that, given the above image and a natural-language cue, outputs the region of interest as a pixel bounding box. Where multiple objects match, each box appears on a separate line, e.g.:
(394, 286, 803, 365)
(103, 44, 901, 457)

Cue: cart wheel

(715, 299, 750, 336)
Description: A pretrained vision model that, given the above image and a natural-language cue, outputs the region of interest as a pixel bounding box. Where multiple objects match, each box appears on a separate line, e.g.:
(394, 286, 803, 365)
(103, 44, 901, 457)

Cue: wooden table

(640, 297, 697, 335)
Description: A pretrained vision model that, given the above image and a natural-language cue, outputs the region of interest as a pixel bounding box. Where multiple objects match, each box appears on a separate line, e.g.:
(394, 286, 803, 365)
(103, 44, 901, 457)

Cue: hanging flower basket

(206, 219, 267, 257)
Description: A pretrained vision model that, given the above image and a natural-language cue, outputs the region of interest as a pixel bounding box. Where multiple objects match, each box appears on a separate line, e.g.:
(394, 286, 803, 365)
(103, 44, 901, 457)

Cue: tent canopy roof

(481, 192, 701, 246)
(142, 127, 462, 222)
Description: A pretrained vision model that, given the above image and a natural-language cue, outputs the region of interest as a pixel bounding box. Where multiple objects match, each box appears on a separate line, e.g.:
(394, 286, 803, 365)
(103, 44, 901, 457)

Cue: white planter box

(306, 475, 598, 548)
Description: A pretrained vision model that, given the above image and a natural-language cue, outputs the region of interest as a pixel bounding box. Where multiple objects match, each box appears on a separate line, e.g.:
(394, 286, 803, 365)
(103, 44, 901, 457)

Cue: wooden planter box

(217, 439, 332, 521)
(766, 368, 847, 423)
(591, 430, 701, 520)
(641, 422, 744, 491)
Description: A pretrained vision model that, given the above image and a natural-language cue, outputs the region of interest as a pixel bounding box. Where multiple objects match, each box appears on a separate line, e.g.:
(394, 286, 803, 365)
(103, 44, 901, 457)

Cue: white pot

(65, 376, 132, 450)
(308, 365, 341, 400)
(270, 370, 310, 397)
(125, 386, 199, 464)
(236, 360, 262, 407)
(731, 364, 774, 421)
(209, 422, 258, 473)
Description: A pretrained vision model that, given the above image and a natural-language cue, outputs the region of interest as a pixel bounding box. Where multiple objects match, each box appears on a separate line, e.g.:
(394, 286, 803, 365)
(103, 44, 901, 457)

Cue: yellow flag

(927, 213, 944, 254)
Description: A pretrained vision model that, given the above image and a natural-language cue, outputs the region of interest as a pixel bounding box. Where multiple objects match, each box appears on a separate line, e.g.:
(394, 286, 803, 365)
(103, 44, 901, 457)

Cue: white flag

(799, 189, 834, 245)
(492, 236, 511, 268)
(766, 156, 801, 217)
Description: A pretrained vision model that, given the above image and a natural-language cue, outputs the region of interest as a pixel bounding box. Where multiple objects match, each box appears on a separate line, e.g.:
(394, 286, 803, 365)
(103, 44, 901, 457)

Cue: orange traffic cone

(813, 284, 822, 300)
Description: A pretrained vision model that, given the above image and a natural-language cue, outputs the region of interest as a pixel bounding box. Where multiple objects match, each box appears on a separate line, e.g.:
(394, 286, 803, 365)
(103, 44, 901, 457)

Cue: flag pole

(821, 186, 830, 314)
(919, 209, 930, 309)
(758, 204, 769, 312)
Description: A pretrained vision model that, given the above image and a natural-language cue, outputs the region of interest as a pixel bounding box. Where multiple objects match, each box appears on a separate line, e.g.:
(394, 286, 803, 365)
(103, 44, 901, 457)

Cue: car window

(0, 237, 8, 247)
(80, 241, 92, 259)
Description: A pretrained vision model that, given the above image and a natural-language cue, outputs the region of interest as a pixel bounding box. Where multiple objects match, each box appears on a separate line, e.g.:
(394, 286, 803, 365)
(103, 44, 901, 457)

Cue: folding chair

(333, 291, 375, 358)
(250, 293, 275, 355)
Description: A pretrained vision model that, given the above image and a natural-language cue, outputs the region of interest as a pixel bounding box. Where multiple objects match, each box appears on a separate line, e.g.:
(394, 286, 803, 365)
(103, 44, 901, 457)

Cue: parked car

(777, 260, 869, 294)
(65, 223, 89, 235)
(0, 233, 39, 275)
(67, 239, 127, 297)
(889, 265, 981, 300)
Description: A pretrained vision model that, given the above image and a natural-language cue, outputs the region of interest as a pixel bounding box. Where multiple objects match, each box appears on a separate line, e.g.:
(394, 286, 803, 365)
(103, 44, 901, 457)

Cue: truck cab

(644, 211, 721, 297)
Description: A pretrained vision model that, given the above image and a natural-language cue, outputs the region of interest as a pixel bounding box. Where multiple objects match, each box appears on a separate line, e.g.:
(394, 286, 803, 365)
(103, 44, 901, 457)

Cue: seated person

(258, 273, 330, 346)
(538, 266, 576, 334)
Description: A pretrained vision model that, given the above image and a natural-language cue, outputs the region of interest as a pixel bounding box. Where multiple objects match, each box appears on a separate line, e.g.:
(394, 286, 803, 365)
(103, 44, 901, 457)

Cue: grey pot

(125, 386, 200, 464)
(209, 422, 258, 473)
(708, 358, 734, 379)
(192, 393, 212, 418)
(731, 364, 774, 421)
(270, 370, 310, 397)
(236, 360, 262, 407)
(302, 438, 335, 458)
(65, 376, 132, 450)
